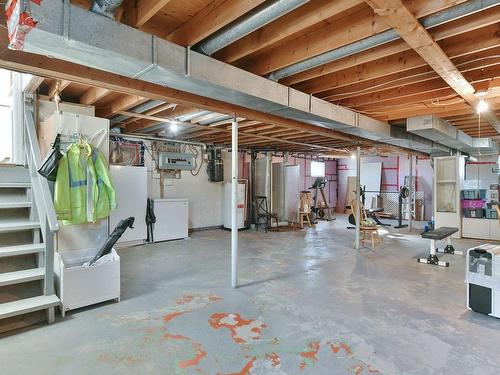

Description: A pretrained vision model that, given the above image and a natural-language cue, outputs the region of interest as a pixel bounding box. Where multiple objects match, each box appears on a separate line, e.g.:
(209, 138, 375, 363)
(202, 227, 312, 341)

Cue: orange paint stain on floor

(208, 294, 223, 302)
(329, 342, 353, 356)
(162, 302, 209, 370)
(163, 310, 185, 323)
(217, 357, 257, 375)
(299, 341, 321, 370)
(178, 341, 207, 369)
(350, 365, 364, 375)
(209, 313, 267, 344)
(265, 352, 281, 367)
(367, 365, 381, 373)
(176, 295, 194, 305)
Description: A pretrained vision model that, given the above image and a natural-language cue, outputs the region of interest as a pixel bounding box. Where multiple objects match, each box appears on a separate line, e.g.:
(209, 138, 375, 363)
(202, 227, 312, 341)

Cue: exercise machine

(350, 186, 390, 227)
(309, 177, 335, 222)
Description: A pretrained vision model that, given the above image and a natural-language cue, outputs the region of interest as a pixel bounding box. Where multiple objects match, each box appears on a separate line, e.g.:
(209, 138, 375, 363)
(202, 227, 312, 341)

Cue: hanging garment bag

(38, 133, 62, 181)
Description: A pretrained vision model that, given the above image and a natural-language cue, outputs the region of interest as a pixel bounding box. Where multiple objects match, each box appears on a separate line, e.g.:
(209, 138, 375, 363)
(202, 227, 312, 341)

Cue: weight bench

(367, 207, 391, 226)
(418, 227, 462, 267)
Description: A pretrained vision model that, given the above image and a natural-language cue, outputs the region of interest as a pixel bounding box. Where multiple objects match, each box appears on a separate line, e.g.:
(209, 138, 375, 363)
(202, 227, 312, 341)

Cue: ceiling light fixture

(476, 99, 489, 114)
(169, 122, 179, 132)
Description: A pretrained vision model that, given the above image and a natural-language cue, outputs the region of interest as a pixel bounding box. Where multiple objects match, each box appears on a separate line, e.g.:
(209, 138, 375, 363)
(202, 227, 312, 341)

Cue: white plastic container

(54, 248, 120, 316)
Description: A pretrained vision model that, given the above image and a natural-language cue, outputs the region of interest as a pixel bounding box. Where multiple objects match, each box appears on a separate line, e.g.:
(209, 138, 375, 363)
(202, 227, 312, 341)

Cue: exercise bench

(418, 227, 462, 267)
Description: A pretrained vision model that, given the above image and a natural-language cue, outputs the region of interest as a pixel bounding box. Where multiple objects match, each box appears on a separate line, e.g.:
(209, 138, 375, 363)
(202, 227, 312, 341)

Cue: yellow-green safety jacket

(54, 143, 116, 225)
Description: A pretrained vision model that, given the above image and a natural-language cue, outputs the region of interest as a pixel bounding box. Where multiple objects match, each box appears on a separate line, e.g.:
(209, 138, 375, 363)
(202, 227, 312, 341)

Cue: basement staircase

(0, 96, 60, 332)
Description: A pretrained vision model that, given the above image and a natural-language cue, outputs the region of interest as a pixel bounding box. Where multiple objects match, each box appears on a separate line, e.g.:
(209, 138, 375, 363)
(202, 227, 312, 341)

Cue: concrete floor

(1, 215, 500, 374)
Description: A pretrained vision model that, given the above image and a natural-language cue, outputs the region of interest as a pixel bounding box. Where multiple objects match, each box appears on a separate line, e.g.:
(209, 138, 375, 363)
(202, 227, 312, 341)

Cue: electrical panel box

(158, 152, 195, 170)
(206, 147, 223, 182)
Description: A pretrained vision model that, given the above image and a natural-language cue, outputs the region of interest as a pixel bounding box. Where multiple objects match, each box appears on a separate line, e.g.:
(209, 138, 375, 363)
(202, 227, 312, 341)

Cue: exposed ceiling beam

(119, 110, 348, 152)
(295, 27, 500, 94)
(96, 95, 148, 118)
(342, 66, 499, 108)
(213, 0, 364, 63)
(134, 0, 172, 27)
(321, 61, 500, 103)
(281, 6, 500, 86)
(0, 38, 357, 144)
(80, 86, 110, 105)
(364, 0, 500, 131)
(166, 0, 266, 46)
(238, 0, 468, 76)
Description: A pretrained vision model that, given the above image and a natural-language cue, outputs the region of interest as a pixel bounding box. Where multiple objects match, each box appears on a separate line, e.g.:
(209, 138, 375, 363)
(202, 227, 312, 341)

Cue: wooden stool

(353, 227, 382, 251)
(360, 226, 382, 251)
(298, 212, 312, 229)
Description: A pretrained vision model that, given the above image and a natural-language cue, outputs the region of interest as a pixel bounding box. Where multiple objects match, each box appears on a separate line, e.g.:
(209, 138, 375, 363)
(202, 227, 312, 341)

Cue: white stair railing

(23, 94, 59, 323)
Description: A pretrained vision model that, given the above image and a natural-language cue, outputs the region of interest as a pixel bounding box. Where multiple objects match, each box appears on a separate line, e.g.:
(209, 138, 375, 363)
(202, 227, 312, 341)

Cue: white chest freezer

(153, 199, 189, 241)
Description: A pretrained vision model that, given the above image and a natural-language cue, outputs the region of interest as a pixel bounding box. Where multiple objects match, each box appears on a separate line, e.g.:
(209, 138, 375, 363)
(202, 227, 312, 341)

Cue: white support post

(355, 146, 361, 250)
(409, 154, 413, 231)
(231, 120, 238, 288)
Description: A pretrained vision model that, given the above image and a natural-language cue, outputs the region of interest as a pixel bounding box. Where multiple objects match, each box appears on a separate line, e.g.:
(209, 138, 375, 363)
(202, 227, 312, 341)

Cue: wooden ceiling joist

(238, 0, 468, 76)
(213, 0, 364, 63)
(282, 6, 500, 86)
(79, 86, 111, 105)
(133, 0, 172, 28)
(295, 27, 500, 94)
(118, 110, 348, 152)
(96, 95, 148, 118)
(166, 0, 266, 47)
(364, 0, 500, 130)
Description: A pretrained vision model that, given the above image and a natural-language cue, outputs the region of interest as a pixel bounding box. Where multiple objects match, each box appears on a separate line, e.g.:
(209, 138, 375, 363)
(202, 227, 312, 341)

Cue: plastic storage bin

(464, 208, 485, 218)
(485, 208, 498, 219)
(54, 248, 120, 316)
(462, 199, 485, 209)
(461, 189, 487, 200)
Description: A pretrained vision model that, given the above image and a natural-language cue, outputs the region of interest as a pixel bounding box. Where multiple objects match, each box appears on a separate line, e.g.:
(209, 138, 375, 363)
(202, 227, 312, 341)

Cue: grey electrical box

(158, 152, 195, 170)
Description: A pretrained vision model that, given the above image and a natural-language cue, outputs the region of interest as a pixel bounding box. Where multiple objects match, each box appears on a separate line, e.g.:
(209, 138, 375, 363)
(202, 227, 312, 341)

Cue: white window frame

(310, 161, 325, 177)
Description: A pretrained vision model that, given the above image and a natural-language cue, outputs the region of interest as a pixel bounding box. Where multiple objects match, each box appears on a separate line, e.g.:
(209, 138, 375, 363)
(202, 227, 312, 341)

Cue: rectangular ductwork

(10, 0, 452, 155)
(407, 115, 498, 155)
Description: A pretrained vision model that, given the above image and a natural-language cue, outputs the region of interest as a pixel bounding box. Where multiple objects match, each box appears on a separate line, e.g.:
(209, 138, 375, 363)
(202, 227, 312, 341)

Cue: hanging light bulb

(169, 122, 179, 132)
(476, 99, 489, 114)
(350, 153, 356, 160)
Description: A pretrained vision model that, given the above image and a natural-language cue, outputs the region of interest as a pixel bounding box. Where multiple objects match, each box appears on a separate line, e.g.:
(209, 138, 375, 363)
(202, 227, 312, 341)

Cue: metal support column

(231, 119, 238, 288)
(355, 146, 361, 250)
(409, 154, 413, 231)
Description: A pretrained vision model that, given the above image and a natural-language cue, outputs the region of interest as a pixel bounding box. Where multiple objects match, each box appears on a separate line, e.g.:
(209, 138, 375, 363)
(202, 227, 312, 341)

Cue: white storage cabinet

(54, 248, 120, 316)
(462, 218, 500, 241)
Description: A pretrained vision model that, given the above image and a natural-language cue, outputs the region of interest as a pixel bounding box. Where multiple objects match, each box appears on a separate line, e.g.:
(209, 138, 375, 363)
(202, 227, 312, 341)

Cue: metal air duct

(194, 0, 308, 56)
(12, 0, 451, 155)
(407, 115, 498, 155)
(90, 0, 123, 19)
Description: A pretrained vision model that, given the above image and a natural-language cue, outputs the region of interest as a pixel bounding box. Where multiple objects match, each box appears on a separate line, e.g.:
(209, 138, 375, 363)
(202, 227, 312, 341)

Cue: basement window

(311, 161, 325, 177)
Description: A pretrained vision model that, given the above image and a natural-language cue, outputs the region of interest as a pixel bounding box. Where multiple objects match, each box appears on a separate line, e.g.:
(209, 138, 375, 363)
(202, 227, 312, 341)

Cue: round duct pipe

(194, 0, 308, 56)
(90, 0, 124, 19)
